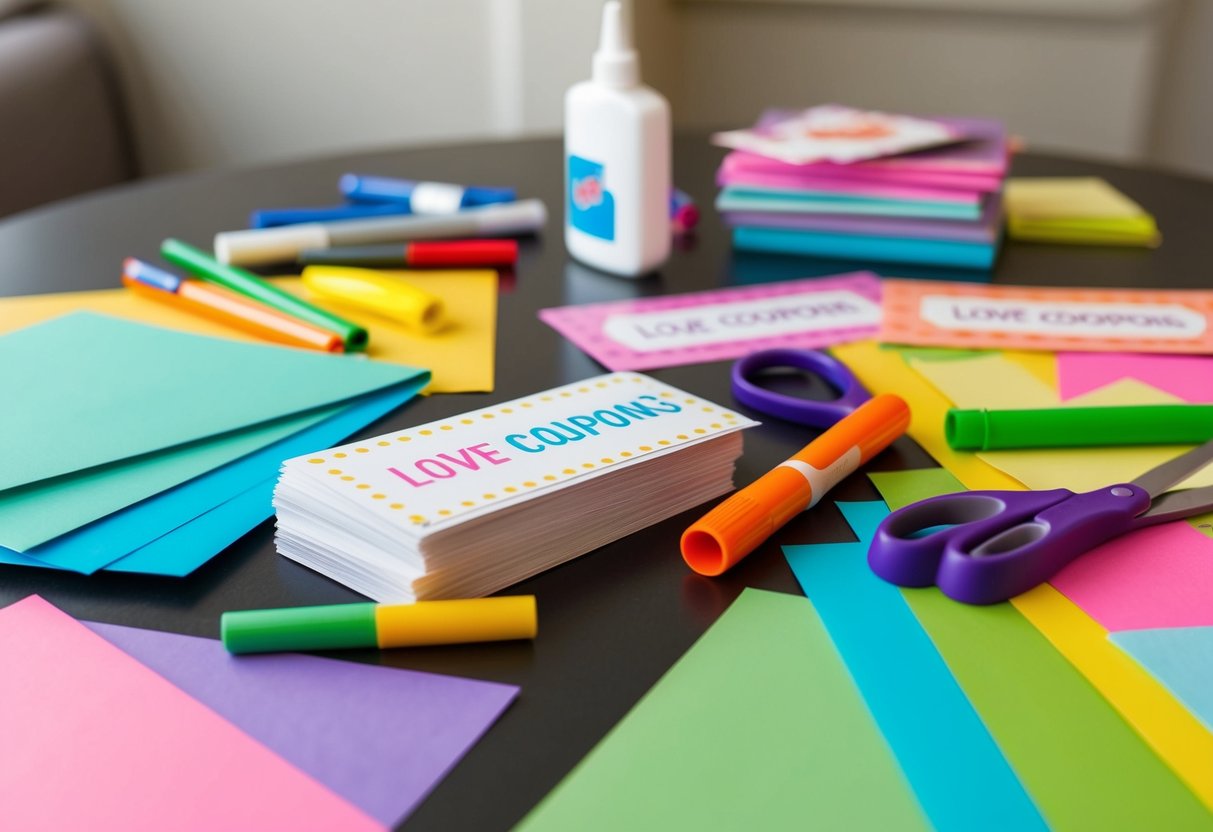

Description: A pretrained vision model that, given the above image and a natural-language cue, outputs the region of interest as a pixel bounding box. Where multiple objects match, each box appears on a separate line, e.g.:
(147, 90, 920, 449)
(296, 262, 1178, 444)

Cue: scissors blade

(1140, 485, 1213, 524)
(1131, 437, 1213, 499)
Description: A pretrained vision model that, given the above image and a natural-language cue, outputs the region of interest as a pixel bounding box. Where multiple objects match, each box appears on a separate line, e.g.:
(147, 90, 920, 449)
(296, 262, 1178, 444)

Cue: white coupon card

(283, 373, 758, 534)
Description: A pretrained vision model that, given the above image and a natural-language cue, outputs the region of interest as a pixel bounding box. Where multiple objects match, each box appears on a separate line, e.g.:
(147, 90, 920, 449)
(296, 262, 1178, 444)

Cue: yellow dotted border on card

(311, 375, 742, 527)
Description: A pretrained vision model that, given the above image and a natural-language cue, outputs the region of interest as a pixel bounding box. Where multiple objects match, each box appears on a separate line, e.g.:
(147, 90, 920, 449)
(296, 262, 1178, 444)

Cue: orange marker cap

(681, 393, 910, 577)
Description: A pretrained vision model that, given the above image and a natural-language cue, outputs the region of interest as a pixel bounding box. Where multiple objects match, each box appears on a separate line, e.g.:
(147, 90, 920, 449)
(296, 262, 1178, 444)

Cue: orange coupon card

(880, 279, 1213, 354)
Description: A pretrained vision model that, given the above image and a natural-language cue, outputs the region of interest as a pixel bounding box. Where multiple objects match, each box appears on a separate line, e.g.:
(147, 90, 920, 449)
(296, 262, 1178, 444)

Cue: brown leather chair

(0, 1, 135, 218)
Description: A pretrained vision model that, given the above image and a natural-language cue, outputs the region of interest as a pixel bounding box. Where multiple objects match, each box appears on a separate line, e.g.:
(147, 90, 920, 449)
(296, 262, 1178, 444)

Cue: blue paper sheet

(783, 501, 1046, 832)
(1111, 626, 1213, 733)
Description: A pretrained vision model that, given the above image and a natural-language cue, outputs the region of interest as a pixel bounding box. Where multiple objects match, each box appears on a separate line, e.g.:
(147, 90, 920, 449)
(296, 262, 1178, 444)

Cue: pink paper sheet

(1057, 351, 1213, 403)
(1049, 522, 1213, 631)
(0, 596, 381, 832)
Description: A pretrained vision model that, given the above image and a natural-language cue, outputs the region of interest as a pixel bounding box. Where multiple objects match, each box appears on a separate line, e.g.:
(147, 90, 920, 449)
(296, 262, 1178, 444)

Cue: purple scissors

(868, 437, 1213, 605)
(731, 348, 870, 428)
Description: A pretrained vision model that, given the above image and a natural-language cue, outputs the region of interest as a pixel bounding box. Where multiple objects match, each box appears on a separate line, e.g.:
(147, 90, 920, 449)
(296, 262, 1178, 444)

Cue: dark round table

(0, 134, 1208, 830)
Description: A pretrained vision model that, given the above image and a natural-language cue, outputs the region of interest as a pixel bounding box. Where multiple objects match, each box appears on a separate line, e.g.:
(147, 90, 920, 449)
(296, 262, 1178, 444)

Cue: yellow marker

(221, 596, 537, 654)
(301, 265, 445, 333)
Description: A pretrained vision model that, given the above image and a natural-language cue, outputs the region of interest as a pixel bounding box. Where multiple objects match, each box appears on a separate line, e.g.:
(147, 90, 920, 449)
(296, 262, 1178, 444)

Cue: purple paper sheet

(86, 622, 519, 828)
(722, 194, 1003, 244)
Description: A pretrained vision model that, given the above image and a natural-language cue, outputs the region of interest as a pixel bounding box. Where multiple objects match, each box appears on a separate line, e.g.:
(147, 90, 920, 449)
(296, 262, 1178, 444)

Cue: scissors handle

(732, 348, 869, 428)
(870, 484, 1151, 604)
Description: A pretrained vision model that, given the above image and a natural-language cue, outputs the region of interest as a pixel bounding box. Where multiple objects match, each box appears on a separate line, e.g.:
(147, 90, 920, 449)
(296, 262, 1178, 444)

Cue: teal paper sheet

(783, 501, 1046, 832)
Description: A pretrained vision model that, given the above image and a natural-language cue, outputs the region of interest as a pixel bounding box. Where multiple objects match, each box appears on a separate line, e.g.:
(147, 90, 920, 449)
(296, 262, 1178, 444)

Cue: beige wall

(66, 0, 1213, 177)
(643, 0, 1174, 162)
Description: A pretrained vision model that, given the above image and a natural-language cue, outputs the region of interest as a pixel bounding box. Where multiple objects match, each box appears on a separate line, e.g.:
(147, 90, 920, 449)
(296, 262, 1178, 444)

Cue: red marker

(296, 239, 517, 269)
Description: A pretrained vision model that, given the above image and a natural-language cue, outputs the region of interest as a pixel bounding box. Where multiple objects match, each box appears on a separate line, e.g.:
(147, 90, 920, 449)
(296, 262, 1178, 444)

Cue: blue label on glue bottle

(568, 155, 615, 241)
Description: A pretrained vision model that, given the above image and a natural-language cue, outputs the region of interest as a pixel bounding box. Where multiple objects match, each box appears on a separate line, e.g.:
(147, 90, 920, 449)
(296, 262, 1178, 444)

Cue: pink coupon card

(539, 272, 882, 371)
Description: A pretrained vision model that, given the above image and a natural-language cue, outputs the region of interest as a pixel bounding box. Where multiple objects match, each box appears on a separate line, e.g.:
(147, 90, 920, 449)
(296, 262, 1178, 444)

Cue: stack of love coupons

(274, 373, 758, 600)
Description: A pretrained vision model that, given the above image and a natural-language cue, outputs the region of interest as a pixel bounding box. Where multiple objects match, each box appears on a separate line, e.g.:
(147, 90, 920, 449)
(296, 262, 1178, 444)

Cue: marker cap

(302, 266, 445, 333)
(375, 596, 538, 648)
(946, 409, 990, 451)
(409, 239, 518, 267)
(221, 603, 378, 654)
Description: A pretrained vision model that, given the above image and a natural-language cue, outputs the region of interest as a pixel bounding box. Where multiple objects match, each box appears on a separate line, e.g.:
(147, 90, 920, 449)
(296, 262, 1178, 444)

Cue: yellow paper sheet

(831, 339, 1213, 808)
(0, 272, 497, 394)
(908, 354, 1213, 491)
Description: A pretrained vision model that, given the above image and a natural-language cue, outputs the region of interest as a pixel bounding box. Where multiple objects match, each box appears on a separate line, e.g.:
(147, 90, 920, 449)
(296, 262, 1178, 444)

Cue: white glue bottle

(564, 0, 671, 278)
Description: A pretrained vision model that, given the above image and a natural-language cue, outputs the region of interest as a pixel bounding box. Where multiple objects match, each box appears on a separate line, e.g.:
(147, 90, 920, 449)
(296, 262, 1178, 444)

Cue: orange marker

(681, 393, 910, 577)
(122, 258, 344, 353)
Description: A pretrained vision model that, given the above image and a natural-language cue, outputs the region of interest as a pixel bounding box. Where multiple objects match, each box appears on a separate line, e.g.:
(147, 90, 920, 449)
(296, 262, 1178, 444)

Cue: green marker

(160, 238, 368, 351)
(946, 404, 1213, 451)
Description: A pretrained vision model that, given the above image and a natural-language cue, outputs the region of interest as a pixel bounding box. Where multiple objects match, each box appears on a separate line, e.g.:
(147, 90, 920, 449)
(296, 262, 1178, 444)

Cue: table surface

(1, 134, 1210, 831)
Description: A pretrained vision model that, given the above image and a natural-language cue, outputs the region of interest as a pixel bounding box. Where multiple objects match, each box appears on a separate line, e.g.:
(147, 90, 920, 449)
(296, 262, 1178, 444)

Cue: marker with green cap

(946, 404, 1213, 451)
(160, 238, 369, 352)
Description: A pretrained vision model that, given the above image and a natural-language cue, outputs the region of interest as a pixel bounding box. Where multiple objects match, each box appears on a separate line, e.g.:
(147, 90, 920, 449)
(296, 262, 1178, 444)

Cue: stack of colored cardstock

(0, 312, 428, 576)
(1004, 177, 1160, 247)
(717, 111, 1008, 269)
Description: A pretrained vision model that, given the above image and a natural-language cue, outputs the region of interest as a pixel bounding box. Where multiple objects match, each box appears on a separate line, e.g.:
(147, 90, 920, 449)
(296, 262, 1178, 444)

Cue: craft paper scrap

(836, 342, 1213, 814)
(0, 596, 380, 832)
(907, 353, 1213, 493)
(539, 272, 881, 371)
(2, 378, 424, 575)
(88, 621, 519, 828)
(0, 312, 427, 492)
(517, 588, 929, 831)
(880, 279, 1213, 354)
(869, 468, 1213, 829)
(783, 501, 1047, 832)
(1050, 522, 1213, 632)
(0, 271, 496, 393)
(712, 105, 961, 165)
(1058, 351, 1213, 403)
(281, 373, 759, 533)
(1111, 627, 1213, 733)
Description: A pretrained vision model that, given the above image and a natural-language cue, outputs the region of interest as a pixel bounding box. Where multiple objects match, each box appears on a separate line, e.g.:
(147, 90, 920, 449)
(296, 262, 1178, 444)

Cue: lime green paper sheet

(518, 588, 928, 832)
(870, 469, 1213, 830)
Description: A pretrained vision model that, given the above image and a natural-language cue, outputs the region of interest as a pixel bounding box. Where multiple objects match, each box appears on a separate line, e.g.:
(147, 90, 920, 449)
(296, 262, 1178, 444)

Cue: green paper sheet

(518, 588, 928, 832)
(0, 312, 419, 491)
(870, 469, 1213, 831)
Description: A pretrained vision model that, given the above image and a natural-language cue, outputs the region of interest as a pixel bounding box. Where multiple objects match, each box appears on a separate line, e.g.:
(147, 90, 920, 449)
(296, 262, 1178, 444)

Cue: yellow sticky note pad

(1003, 177, 1160, 246)
(0, 271, 497, 394)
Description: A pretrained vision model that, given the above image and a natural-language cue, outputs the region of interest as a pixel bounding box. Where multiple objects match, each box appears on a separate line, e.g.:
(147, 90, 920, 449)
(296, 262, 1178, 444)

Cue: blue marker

(250, 202, 410, 229)
(340, 174, 516, 214)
